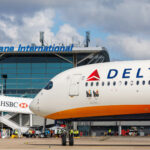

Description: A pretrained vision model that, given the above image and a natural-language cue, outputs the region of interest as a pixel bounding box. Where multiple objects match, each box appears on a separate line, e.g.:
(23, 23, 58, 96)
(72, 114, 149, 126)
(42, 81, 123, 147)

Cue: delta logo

(19, 103, 28, 108)
(87, 69, 100, 81)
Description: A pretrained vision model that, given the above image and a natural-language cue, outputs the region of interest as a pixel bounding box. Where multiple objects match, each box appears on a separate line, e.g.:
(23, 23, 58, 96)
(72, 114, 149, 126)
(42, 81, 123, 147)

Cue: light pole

(0, 75, 6, 131)
(1, 74, 7, 94)
(0, 84, 3, 130)
(0, 83, 3, 95)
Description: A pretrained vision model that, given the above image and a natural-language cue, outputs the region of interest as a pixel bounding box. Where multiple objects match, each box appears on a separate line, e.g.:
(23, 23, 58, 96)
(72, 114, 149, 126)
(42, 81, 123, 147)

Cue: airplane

(29, 60, 150, 146)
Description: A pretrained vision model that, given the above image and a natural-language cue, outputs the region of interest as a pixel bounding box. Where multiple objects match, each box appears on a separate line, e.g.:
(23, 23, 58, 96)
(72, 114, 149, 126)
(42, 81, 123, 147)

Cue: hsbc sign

(0, 96, 32, 114)
(0, 101, 28, 109)
(0, 101, 18, 108)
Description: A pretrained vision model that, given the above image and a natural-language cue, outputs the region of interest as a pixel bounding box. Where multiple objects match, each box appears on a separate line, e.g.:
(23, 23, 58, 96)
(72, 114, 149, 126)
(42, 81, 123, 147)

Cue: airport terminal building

(0, 46, 109, 98)
(1, 45, 150, 136)
(0, 46, 111, 133)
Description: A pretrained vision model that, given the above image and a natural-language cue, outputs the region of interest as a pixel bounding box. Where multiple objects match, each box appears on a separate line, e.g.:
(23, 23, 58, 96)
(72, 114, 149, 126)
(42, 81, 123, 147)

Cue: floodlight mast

(0, 83, 3, 95)
(40, 32, 44, 46)
(85, 31, 90, 47)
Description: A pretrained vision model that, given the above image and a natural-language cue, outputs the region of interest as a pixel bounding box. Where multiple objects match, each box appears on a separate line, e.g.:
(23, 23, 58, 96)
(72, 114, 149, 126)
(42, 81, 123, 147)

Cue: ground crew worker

(56, 129, 59, 137)
(108, 129, 111, 136)
(104, 131, 107, 136)
(74, 130, 79, 137)
(47, 129, 50, 137)
(18, 129, 21, 138)
(70, 129, 73, 136)
(76, 130, 79, 137)
(32, 129, 35, 135)
(15, 129, 18, 135)
(29, 129, 32, 135)
(50, 130, 53, 137)
(58, 129, 61, 137)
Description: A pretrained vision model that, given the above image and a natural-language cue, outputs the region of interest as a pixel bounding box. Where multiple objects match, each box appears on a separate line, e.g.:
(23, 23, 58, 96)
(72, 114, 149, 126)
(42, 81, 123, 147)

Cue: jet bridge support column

(118, 121, 122, 136)
(29, 114, 33, 127)
(73, 54, 77, 67)
(43, 118, 47, 133)
(73, 122, 77, 130)
(1, 112, 3, 129)
(19, 114, 22, 127)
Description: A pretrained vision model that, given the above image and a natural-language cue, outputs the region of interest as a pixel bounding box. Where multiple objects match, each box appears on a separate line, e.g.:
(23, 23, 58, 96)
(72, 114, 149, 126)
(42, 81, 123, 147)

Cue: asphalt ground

(1, 136, 150, 150)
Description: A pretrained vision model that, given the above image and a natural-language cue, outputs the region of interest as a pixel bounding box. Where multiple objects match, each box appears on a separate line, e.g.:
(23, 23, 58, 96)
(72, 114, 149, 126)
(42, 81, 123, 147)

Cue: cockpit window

(44, 81, 53, 90)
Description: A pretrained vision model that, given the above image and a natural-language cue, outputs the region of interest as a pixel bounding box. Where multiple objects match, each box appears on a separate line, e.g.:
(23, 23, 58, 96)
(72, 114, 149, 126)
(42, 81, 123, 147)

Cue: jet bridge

(0, 95, 33, 133)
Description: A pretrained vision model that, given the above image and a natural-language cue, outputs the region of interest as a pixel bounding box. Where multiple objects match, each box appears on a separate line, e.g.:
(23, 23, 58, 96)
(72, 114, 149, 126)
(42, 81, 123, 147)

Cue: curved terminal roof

(0, 46, 110, 64)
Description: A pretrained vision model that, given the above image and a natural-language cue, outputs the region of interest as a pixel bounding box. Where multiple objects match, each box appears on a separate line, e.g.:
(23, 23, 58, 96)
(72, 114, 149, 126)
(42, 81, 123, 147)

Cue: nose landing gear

(61, 134, 66, 146)
(61, 121, 74, 146)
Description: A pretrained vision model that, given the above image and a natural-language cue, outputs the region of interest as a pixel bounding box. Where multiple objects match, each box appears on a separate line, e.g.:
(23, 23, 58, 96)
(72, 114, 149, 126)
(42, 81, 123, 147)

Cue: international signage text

(0, 44, 74, 53)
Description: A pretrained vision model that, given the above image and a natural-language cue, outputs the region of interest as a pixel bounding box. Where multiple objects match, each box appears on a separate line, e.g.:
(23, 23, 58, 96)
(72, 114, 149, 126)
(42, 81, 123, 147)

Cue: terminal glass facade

(0, 56, 73, 98)
(0, 50, 109, 98)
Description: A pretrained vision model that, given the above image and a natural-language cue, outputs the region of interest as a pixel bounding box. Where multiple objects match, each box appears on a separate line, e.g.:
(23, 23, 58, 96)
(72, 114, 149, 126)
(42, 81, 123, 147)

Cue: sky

(0, 0, 150, 60)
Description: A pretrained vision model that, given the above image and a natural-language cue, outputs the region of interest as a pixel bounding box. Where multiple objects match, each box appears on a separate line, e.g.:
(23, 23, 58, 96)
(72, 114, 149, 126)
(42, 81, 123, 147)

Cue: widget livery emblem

(19, 103, 28, 108)
(87, 69, 100, 81)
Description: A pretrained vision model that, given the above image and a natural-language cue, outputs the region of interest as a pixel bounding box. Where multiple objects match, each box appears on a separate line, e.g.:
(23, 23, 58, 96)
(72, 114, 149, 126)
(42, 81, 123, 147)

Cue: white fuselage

(30, 60, 150, 120)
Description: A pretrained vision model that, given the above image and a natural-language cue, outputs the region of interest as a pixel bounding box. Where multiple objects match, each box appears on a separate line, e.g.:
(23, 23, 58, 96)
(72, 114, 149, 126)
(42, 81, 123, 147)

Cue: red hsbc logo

(87, 69, 100, 81)
(19, 103, 28, 108)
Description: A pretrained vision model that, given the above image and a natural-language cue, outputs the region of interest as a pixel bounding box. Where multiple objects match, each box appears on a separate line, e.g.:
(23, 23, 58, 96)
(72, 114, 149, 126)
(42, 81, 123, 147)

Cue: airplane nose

(29, 99, 38, 114)
(29, 100, 35, 112)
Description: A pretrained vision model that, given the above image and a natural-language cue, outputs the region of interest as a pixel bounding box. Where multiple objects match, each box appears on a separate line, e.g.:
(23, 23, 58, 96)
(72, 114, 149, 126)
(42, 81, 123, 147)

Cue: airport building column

(118, 121, 122, 136)
(19, 114, 22, 127)
(1, 112, 3, 117)
(1, 112, 3, 129)
(73, 54, 77, 67)
(29, 114, 33, 127)
(73, 122, 77, 130)
(43, 118, 47, 132)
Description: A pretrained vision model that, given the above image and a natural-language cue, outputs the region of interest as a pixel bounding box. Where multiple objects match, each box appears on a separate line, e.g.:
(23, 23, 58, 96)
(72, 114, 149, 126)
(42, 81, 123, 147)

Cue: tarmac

(1, 136, 150, 150)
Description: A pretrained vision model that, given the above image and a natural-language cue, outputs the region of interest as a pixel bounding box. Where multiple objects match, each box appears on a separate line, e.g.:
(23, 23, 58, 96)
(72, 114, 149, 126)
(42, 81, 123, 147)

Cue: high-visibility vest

(15, 130, 18, 135)
(70, 130, 73, 134)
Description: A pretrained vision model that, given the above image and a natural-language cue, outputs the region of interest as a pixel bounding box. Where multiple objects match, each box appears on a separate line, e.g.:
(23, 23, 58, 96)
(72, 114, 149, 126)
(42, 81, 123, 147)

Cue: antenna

(31, 43, 36, 46)
(40, 32, 44, 46)
(85, 31, 90, 47)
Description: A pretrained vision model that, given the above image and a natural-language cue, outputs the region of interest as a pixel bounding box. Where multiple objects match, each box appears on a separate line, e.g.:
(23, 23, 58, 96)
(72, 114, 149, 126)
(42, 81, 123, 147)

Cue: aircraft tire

(69, 134, 74, 146)
(61, 134, 66, 146)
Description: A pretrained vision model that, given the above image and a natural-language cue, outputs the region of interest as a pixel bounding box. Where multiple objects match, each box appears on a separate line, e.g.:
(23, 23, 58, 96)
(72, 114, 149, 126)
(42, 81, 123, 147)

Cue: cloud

(55, 24, 84, 45)
(57, 0, 150, 35)
(1, 0, 150, 59)
(1, 0, 150, 36)
(0, 8, 84, 46)
(107, 35, 150, 59)
(20, 9, 55, 45)
(0, 0, 77, 15)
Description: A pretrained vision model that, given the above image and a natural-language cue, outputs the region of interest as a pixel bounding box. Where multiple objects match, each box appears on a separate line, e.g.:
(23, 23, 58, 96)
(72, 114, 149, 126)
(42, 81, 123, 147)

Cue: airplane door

(69, 74, 81, 96)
